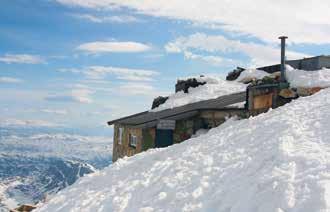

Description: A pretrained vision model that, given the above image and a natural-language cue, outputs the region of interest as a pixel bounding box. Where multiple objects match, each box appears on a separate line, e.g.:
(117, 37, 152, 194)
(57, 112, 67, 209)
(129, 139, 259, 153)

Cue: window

(129, 134, 138, 148)
(118, 128, 123, 145)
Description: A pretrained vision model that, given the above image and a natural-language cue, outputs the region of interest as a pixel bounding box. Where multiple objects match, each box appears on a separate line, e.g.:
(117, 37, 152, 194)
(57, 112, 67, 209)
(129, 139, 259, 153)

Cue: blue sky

(1, 0, 330, 135)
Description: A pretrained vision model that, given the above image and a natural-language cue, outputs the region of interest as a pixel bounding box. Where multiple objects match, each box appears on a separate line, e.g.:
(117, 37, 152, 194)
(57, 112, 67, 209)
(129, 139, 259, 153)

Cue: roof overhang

(107, 91, 247, 128)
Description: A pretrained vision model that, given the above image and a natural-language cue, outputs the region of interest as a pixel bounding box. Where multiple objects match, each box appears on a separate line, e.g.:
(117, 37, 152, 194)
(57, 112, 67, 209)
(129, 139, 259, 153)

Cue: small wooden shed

(108, 92, 248, 162)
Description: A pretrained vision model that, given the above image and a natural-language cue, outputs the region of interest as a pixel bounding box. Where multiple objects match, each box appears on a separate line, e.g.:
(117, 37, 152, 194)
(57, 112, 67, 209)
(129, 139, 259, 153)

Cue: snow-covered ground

(37, 87, 330, 212)
(151, 76, 247, 112)
(0, 181, 20, 211)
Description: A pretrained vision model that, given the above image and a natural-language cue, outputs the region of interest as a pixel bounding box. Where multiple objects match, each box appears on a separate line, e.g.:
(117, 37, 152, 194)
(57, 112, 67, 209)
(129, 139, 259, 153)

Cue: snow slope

(151, 76, 247, 112)
(38, 88, 330, 212)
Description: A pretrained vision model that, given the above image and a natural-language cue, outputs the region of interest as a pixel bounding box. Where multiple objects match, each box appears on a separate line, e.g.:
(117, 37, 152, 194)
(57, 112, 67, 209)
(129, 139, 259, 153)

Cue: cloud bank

(45, 89, 94, 104)
(85, 66, 159, 81)
(0, 77, 24, 83)
(0, 54, 44, 64)
(56, 0, 330, 44)
(73, 14, 141, 23)
(166, 33, 309, 67)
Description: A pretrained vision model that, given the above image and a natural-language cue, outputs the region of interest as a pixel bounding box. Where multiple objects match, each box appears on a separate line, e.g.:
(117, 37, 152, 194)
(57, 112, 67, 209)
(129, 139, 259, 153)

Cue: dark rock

(175, 77, 206, 93)
(250, 75, 280, 86)
(11, 204, 36, 212)
(151, 96, 169, 109)
(226, 67, 245, 81)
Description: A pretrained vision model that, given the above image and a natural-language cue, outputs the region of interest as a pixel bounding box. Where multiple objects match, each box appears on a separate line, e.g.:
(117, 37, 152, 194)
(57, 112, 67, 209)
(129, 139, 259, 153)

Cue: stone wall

(112, 109, 248, 161)
(173, 109, 247, 144)
(173, 118, 197, 144)
(112, 124, 144, 162)
(200, 110, 247, 128)
(142, 128, 156, 151)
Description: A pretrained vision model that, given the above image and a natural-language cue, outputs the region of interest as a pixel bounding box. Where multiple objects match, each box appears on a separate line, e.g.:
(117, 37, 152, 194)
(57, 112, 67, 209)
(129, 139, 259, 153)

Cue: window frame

(129, 133, 138, 148)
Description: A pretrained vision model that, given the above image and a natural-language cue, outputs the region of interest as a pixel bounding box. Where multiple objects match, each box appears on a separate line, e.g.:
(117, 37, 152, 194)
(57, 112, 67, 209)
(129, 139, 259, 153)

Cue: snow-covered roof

(286, 65, 330, 88)
(108, 92, 246, 128)
(235, 69, 270, 82)
(108, 65, 330, 126)
(258, 55, 330, 73)
(151, 76, 247, 112)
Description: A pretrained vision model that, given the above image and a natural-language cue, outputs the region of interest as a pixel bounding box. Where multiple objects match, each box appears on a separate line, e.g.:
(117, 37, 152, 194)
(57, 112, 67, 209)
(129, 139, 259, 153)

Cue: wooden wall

(248, 85, 279, 116)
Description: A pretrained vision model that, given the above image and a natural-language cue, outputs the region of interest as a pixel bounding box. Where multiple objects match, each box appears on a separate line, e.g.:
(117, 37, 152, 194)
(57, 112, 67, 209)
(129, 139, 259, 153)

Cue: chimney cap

(278, 36, 288, 39)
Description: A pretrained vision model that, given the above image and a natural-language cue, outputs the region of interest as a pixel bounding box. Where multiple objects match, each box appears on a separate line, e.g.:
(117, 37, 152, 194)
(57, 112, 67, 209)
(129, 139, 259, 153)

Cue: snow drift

(286, 65, 330, 88)
(235, 68, 270, 82)
(38, 88, 330, 212)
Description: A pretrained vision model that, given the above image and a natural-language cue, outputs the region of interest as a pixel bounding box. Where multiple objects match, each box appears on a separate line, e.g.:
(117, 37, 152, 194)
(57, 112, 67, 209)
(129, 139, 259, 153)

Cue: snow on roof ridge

(151, 76, 247, 112)
(285, 65, 330, 88)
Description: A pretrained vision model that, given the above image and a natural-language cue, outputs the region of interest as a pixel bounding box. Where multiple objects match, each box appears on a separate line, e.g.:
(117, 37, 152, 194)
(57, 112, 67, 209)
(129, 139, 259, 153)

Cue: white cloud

(41, 109, 68, 115)
(45, 89, 94, 104)
(85, 66, 159, 81)
(56, 0, 330, 44)
(59, 66, 159, 81)
(142, 53, 164, 60)
(77, 41, 151, 54)
(0, 118, 61, 128)
(183, 51, 240, 67)
(73, 14, 141, 23)
(58, 68, 83, 74)
(118, 83, 155, 96)
(56, 0, 119, 9)
(116, 82, 169, 98)
(0, 77, 24, 83)
(166, 33, 309, 67)
(0, 54, 44, 64)
(71, 89, 94, 103)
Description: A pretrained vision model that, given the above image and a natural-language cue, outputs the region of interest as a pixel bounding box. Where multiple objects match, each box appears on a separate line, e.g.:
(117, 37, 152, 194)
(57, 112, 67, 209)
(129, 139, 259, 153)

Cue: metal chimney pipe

(279, 36, 288, 82)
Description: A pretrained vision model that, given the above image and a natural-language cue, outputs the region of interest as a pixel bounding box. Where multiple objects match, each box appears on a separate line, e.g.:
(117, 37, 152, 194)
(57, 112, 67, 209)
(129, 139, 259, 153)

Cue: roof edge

(107, 111, 149, 126)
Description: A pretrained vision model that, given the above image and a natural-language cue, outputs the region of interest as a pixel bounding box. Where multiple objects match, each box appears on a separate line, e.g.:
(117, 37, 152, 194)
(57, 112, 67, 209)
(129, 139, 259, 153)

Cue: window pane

(129, 134, 137, 147)
(118, 128, 123, 144)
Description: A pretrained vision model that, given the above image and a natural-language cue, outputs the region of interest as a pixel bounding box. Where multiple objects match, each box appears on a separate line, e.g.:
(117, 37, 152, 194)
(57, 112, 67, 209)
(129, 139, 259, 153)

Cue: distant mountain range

(0, 126, 112, 211)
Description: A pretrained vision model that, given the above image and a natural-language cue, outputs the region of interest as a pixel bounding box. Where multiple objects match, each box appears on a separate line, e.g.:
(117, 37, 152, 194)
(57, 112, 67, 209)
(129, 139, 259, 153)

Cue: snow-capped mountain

(0, 126, 112, 211)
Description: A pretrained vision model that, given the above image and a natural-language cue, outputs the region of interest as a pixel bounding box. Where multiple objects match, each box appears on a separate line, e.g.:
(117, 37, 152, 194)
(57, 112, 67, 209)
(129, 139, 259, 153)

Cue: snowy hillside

(37, 87, 330, 212)
(0, 128, 112, 211)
